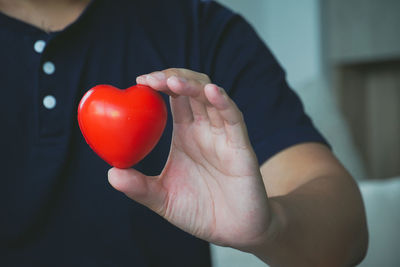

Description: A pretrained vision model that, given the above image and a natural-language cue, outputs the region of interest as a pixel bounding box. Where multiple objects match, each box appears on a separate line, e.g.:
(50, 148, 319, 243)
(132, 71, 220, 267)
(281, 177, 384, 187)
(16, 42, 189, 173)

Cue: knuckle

(164, 68, 179, 77)
(200, 73, 211, 83)
(237, 110, 245, 121)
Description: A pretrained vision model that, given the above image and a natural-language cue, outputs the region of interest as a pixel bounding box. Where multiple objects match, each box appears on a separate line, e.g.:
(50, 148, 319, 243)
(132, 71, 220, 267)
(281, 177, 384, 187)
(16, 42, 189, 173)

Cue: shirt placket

(34, 35, 64, 140)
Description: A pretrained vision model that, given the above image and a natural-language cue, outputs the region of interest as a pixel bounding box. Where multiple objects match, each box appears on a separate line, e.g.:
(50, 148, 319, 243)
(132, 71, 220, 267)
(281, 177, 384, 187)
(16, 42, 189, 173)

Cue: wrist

(242, 199, 287, 263)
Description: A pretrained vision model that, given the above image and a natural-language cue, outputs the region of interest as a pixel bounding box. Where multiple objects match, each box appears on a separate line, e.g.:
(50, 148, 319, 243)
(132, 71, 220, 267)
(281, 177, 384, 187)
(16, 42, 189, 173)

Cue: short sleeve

(199, 1, 329, 164)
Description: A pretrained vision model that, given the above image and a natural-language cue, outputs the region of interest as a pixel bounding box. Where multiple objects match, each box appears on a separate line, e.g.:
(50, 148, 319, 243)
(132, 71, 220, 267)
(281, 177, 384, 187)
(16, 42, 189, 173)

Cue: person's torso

(0, 0, 214, 266)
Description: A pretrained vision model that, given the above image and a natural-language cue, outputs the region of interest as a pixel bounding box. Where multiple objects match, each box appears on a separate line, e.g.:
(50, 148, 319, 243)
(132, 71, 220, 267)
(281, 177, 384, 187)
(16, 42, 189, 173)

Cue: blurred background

(211, 0, 400, 266)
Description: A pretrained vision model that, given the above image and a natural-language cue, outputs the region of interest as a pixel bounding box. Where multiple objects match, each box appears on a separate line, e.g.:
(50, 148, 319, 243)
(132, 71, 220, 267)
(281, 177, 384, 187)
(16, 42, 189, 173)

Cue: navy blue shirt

(0, 0, 327, 266)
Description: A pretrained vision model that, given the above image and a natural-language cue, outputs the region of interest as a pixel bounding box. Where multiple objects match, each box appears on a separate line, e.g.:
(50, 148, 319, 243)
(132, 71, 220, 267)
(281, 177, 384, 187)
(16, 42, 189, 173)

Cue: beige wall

(322, 0, 400, 179)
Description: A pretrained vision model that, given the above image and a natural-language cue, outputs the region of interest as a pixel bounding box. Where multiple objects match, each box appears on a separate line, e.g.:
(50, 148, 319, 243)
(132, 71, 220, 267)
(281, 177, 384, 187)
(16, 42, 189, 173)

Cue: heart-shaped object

(78, 84, 167, 168)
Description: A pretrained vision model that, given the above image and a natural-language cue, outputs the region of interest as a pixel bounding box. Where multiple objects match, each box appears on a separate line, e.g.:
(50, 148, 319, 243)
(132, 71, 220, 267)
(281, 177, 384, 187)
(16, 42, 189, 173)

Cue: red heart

(78, 84, 167, 169)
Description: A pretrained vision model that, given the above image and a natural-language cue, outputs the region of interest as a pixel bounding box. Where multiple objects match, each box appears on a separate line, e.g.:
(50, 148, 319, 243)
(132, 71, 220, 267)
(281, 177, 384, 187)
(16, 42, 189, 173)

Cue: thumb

(108, 168, 167, 215)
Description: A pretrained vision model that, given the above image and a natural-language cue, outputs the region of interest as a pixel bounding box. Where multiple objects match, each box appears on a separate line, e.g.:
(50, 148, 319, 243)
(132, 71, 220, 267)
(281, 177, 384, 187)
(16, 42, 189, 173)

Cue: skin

(0, 0, 90, 32)
(1, 1, 368, 266)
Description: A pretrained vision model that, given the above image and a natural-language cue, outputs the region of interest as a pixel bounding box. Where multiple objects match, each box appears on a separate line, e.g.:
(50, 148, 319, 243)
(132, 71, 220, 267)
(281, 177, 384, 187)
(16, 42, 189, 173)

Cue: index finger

(136, 68, 211, 100)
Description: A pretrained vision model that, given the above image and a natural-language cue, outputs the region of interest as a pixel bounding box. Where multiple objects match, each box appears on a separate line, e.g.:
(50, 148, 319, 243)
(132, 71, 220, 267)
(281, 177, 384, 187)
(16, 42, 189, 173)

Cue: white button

(34, 40, 46, 53)
(43, 95, 56, 109)
(43, 61, 55, 75)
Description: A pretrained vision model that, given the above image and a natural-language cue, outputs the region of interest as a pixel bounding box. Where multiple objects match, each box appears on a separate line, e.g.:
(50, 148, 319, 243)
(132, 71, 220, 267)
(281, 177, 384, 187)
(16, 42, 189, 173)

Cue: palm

(158, 122, 269, 247)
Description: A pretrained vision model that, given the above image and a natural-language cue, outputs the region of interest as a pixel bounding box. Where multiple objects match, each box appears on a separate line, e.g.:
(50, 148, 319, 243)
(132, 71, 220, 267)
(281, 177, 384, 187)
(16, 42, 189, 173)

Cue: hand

(108, 68, 270, 249)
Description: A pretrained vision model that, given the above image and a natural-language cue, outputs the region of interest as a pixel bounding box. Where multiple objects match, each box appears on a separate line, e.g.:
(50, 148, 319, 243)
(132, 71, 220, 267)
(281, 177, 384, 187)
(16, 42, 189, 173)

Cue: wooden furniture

(321, 0, 400, 179)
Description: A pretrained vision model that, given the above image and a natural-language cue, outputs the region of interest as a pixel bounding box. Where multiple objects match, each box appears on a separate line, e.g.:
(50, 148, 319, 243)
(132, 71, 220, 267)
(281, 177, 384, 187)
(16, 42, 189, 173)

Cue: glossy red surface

(78, 84, 167, 168)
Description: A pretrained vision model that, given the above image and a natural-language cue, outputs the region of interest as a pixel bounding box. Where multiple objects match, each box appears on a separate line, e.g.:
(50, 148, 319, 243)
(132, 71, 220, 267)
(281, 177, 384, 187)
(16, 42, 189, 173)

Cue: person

(0, 0, 368, 266)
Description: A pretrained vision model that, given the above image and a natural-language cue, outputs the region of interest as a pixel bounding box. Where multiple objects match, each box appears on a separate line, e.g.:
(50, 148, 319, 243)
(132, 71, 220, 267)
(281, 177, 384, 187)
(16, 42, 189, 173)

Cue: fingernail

(168, 76, 180, 87)
(136, 76, 146, 84)
(169, 75, 186, 84)
(152, 71, 166, 80)
(178, 76, 187, 83)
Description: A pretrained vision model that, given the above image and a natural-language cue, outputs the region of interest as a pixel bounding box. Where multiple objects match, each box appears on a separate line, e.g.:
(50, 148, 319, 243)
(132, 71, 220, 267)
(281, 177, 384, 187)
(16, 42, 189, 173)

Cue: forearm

(248, 175, 368, 266)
